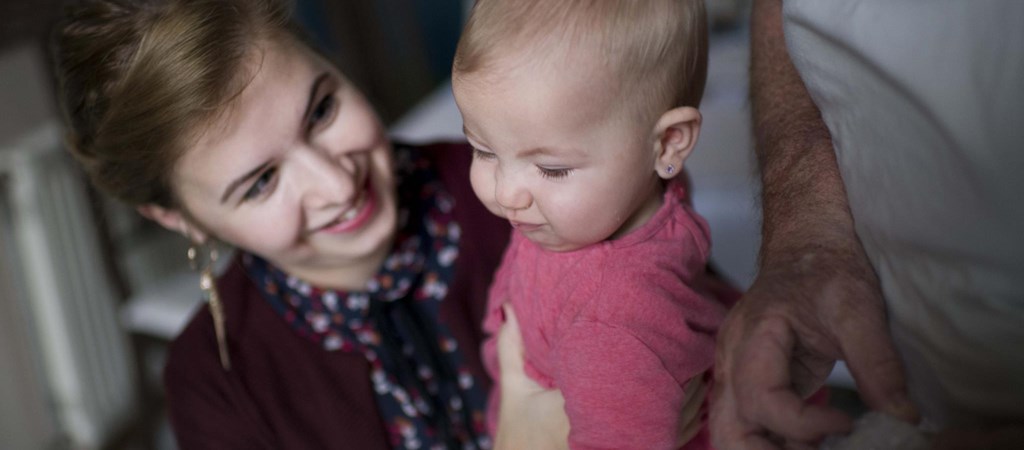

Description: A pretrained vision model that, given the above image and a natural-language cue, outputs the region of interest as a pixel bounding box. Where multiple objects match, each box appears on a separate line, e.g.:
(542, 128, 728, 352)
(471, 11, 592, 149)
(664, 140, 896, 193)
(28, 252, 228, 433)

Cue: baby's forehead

(466, 29, 658, 102)
(469, 38, 623, 88)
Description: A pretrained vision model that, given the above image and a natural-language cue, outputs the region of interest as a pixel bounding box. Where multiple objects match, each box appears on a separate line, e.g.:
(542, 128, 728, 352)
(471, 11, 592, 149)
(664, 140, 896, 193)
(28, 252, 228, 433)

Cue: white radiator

(0, 121, 139, 449)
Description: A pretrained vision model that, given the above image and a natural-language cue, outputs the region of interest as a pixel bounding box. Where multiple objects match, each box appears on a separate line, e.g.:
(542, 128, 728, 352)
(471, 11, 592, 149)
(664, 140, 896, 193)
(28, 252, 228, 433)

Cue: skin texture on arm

(709, 0, 919, 448)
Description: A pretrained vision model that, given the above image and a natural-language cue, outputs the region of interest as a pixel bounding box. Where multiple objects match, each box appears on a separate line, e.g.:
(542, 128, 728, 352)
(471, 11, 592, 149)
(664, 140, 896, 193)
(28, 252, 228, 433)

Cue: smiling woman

(50, 0, 545, 448)
(141, 37, 400, 291)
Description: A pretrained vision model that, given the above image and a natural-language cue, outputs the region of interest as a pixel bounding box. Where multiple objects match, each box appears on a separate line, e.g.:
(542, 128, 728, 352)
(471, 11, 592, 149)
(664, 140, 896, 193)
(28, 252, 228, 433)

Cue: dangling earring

(189, 243, 231, 370)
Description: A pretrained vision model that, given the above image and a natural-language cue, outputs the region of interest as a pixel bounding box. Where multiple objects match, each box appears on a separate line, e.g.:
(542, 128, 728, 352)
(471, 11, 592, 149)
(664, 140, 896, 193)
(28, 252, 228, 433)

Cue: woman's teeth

(341, 194, 364, 221)
(342, 208, 358, 221)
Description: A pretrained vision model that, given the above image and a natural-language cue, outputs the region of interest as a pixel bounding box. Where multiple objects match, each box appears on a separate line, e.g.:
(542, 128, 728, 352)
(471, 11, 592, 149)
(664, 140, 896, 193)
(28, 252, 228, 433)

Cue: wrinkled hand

(495, 304, 570, 450)
(710, 244, 918, 449)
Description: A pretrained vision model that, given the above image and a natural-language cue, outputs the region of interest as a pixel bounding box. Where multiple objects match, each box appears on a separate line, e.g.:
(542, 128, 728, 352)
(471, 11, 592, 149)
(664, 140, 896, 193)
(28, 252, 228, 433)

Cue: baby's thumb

(841, 321, 919, 423)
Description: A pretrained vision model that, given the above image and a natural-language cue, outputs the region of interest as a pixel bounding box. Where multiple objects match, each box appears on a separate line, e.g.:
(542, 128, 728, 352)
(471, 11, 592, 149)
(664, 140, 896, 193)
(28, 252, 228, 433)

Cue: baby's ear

(652, 106, 702, 179)
(137, 204, 208, 244)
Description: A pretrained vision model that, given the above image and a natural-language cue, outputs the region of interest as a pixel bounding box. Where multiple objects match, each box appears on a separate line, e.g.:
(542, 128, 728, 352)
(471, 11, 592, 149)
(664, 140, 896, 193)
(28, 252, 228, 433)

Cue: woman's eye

(310, 94, 336, 126)
(472, 147, 496, 160)
(538, 166, 572, 179)
(243, 167, 277, 201)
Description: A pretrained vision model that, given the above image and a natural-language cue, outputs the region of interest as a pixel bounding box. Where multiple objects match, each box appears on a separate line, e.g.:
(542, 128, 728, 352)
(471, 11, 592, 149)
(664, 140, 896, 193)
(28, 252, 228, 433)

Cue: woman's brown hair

(53, 0, 294, 207)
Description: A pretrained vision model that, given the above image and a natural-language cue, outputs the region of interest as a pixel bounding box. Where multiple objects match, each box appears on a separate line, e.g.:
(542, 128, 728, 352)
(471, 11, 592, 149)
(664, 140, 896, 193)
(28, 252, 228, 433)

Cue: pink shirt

(482, 181, 728, 449)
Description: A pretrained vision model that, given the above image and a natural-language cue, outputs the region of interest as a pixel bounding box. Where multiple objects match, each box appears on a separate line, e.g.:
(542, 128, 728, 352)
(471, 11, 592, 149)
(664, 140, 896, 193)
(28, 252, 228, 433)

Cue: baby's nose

(494, 173, 532, 211)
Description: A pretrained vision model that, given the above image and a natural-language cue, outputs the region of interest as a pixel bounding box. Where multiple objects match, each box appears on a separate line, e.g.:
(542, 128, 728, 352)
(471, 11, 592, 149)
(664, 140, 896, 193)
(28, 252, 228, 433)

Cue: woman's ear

(136, 204, 208, 244)
(652, 106, 702, 179)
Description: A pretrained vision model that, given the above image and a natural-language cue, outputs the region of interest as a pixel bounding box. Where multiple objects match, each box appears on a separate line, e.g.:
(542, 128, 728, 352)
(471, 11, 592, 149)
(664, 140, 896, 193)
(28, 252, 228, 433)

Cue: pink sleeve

(555, 321, 698, 450)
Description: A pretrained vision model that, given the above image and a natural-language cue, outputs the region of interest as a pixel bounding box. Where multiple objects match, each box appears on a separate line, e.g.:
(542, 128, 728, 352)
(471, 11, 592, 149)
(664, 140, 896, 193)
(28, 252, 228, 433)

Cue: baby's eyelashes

(470, 144, 574, 179)
(472, 147, 497, 160)
(537, 166, 573, 179)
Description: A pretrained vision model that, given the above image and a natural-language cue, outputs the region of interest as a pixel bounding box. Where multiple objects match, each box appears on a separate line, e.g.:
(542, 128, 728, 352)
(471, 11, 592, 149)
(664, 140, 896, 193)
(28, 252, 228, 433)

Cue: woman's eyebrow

(221, 161, 271, 204)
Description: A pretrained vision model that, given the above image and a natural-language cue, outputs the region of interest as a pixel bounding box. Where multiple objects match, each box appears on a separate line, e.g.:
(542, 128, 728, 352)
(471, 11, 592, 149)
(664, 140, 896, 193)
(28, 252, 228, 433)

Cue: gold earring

(189, 243, 231, 370)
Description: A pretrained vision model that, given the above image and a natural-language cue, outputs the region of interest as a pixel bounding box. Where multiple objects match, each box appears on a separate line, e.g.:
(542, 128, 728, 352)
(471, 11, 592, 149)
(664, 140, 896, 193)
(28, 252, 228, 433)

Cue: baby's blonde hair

(453, 0, 707, 122)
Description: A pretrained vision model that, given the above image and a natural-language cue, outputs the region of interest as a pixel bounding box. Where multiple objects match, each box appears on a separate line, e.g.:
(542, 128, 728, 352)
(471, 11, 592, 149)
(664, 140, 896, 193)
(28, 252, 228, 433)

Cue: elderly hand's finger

(737, 317, 851, 442)
(712, 298, 786, 450)
(829, 288, 918, 423)
(711, 375, 782, 450)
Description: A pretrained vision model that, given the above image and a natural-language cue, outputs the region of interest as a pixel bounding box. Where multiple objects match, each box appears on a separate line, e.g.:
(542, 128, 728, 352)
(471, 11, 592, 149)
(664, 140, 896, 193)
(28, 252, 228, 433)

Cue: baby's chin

(523, 234, 588, 253)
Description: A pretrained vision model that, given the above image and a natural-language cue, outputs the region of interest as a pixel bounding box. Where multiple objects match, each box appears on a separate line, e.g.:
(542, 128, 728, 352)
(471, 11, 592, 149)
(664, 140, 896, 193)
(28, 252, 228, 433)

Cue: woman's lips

(320, 180, 377, 234)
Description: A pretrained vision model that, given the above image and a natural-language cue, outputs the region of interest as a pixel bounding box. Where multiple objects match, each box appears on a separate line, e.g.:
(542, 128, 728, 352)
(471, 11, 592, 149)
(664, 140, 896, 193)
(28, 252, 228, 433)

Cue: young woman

(53, 0, 562, 448)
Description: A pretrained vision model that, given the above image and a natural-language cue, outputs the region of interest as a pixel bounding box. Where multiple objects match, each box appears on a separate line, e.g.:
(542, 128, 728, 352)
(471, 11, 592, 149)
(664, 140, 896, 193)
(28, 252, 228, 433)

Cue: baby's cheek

(551, 196, 612, 242)
(469, 165, 503, 218)
(548, 191, 590, 226)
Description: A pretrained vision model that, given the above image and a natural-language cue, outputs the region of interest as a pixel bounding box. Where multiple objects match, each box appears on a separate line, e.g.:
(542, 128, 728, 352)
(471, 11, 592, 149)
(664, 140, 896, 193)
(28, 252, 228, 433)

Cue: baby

(452, 0, 729, 448)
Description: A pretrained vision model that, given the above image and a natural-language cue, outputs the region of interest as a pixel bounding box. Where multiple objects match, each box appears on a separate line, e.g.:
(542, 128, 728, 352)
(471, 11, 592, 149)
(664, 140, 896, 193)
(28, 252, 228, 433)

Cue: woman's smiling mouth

(319, 180, 378, 234)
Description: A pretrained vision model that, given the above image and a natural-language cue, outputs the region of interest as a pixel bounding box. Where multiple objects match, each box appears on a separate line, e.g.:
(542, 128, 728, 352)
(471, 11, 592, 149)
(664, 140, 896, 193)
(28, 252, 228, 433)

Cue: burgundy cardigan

(164, 142, 511, 449)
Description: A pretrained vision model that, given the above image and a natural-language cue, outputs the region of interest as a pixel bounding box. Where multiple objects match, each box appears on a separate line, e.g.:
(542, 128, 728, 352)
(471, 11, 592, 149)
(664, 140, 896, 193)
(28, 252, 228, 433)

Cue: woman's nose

(494, 169, 532, 211)
(297, 147, 356, 210)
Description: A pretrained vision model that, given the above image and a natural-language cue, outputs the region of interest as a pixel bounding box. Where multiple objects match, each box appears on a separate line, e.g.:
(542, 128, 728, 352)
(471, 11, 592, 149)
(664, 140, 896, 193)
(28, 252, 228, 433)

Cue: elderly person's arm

(709, 0, 918, 448)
